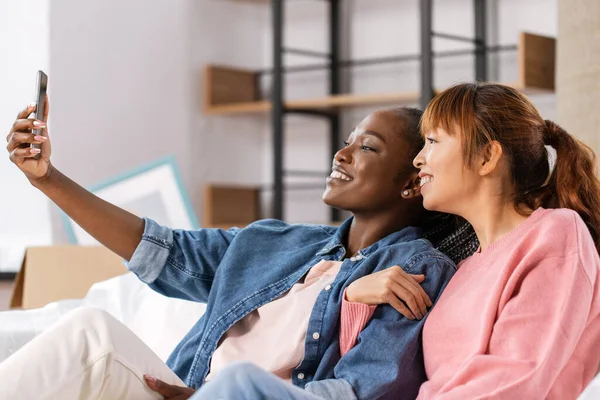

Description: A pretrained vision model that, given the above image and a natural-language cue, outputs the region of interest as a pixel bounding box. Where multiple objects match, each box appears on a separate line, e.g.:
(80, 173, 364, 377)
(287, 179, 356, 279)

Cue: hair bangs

(421, 83, 488, 164)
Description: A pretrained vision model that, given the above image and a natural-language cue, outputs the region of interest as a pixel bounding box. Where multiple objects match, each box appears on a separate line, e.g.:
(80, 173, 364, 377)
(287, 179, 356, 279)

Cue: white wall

(48, 0, 195, 242)
(0, 0, 52, 271)
(42, 0, 267, 242)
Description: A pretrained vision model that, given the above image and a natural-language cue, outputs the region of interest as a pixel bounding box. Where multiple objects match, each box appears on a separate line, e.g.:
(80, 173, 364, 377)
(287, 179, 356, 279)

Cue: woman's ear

(401, 171, 422, 199)
(478, 140, 503, 176)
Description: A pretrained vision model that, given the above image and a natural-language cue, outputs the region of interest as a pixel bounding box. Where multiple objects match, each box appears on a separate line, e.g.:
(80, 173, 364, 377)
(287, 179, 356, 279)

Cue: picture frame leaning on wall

(62, 155, 199, 245)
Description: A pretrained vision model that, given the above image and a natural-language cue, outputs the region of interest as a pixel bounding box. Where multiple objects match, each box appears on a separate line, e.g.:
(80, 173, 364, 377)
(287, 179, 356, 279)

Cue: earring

(403, 190, 410, 197)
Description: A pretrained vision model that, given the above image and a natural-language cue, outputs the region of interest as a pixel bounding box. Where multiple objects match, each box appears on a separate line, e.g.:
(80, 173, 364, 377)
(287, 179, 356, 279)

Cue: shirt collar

(316, 217, 423, 258)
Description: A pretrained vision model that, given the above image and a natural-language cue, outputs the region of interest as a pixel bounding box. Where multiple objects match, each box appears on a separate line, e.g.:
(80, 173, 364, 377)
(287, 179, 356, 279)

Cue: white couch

(0, 272, 205, 363)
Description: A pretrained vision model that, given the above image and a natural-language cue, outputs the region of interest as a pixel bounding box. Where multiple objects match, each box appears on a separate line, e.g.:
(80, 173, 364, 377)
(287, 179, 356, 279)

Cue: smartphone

(31, 70, 48, 159)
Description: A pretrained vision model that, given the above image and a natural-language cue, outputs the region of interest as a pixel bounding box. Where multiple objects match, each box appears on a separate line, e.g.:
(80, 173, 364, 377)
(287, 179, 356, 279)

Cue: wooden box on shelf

(202, 32, 556, 116)
(203, 184, 261, 229)
(203, 65, 266, 113)
(518, 32, 555, 92)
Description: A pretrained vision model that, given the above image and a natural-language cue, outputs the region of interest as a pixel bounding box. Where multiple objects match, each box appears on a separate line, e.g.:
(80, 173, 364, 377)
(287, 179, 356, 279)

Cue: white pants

(0, 307, 186, 400)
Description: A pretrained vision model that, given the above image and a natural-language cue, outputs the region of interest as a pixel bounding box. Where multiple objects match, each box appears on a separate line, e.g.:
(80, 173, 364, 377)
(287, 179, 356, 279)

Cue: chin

(423, 196, 456, 214)
(422, 196, 441, 212)
(322, 186, 338, 205)
(322, 192, 346, 211)
(322, 194, 337, 208)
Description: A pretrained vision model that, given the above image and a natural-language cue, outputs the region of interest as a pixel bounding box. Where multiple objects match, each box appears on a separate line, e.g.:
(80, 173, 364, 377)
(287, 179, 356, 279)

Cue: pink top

(206, 259, 342, 382)
(341, 208, 600, 399)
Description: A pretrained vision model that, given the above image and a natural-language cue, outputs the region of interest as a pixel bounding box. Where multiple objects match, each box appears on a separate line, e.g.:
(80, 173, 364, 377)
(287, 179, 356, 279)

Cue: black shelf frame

(269, 0, 492, 221)
(0, 272, 17, 281)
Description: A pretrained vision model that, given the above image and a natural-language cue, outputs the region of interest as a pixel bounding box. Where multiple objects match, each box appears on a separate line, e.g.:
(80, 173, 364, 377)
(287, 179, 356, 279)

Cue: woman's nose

(413, 148, 425, 168)
(334, 146, 352, 164)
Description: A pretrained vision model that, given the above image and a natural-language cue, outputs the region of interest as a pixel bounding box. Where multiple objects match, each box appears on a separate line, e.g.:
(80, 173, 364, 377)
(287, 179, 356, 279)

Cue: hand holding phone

(31, 70, 48, 160)
(6, 71, 52, 182)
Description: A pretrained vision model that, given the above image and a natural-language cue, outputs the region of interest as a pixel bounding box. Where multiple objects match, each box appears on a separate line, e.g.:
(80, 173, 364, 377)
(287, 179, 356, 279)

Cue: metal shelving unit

(270, 0, 343, 221)
(0, 272, 16, 281)
(204, 1, 555, 223)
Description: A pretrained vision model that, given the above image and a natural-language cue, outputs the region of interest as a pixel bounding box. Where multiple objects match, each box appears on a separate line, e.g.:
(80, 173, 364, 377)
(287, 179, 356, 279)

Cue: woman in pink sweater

(343, 82, 600, 399)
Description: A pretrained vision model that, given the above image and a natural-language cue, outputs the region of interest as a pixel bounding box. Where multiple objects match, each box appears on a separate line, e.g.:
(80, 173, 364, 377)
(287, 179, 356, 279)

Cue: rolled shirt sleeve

(125, 217, 240, 302)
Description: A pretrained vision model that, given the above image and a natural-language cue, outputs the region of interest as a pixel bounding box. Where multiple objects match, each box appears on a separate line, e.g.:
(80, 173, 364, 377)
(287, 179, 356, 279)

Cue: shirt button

(297, 373, 305, 379)
(355, 254, 364, 260)
(325, 284, 332, 291)
(312, 332, 320, 340)
(350, 256, 356, 262)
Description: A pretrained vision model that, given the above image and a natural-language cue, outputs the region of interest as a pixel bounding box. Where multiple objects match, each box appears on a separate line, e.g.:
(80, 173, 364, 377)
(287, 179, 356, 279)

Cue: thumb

(40, 127, 51, 160)
(409, 274, 425, 283)
(40, 97, 51, 160)
(42, 94, 49, 123)
(144, 375, 179, 396)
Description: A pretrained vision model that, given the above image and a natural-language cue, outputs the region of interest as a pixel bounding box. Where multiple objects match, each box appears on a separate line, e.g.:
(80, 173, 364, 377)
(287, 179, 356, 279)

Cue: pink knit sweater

(340, 208, 600, 399)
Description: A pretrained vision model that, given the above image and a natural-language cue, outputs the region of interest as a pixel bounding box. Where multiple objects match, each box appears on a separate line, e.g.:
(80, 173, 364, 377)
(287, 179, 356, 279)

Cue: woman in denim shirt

(4, 102, 474, 400)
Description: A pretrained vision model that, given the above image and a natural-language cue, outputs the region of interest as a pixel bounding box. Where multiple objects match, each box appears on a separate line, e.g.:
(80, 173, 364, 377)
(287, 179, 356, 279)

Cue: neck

(346, 205, 421, 257)
(459, 191, 529, 251)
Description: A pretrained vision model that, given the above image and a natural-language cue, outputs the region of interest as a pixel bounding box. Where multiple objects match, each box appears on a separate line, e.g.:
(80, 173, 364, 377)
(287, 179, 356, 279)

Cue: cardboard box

(10, 246, 127, 309)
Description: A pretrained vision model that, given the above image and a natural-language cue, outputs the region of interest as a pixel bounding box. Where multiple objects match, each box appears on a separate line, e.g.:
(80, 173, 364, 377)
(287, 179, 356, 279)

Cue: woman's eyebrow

(363, 130, 386, 143)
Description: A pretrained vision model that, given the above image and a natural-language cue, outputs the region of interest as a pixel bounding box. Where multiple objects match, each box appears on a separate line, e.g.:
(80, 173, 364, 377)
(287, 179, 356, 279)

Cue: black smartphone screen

(31, 70, 48, 158)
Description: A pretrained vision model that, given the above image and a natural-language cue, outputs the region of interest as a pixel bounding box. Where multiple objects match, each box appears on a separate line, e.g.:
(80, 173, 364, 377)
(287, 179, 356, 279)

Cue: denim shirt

(126, 217, 456, 400)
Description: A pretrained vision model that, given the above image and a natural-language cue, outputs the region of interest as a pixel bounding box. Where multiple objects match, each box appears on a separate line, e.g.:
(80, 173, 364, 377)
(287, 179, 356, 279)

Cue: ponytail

(542, 120, 600, 251)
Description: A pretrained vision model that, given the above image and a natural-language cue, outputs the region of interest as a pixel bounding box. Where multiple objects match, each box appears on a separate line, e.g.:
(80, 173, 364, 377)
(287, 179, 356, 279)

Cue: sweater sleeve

(435, 251, 594, 399)
(339, 288, 377, 357)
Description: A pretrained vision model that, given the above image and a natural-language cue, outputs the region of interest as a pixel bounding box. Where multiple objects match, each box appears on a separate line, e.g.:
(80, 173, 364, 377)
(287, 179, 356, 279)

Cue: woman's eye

(343, 141, 350, 147)
(426, 137, 436, 144)
(361, 145, 376, 152)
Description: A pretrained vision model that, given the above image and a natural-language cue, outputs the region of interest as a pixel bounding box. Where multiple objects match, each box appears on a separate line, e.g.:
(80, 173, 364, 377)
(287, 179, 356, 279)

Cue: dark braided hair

(390, 107, 479, 264)
(421, 213, 479, 265)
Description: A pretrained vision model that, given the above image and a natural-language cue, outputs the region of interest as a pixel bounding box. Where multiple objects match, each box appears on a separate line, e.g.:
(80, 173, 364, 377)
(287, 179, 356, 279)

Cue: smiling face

(413, 128, 482, 215)
(322, 110, 422, 214)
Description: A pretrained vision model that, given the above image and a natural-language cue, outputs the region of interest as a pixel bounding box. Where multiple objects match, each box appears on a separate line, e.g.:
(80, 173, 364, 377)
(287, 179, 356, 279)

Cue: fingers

(393, 267, 433, 308)
(386, 292, 417, 320)
(9, 147, 42, 163)
(388, 280, 425, 320)
(7, 118, 46, 142)
(6, 132, 47, 152)
(16, 103, 36, 121)
(144, 376, 178, 396)
(405, 274, 432, 307)
(8, 100, 48, 139)
(387, 267, 427, 316)
(386, 267, 432, 317)
(374, 274, 423, 319)
(144, 375, 193, 398)
(404, 275, 433, 308)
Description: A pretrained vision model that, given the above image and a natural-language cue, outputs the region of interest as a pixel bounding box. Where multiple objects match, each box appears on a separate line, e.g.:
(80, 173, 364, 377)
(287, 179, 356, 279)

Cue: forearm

(33, 164, 144, 260)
